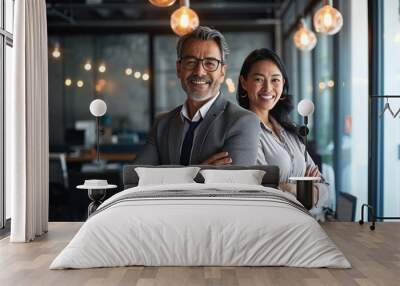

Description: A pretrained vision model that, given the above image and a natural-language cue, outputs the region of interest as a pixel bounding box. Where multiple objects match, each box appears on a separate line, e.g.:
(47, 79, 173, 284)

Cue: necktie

(180, 118, 203, 166)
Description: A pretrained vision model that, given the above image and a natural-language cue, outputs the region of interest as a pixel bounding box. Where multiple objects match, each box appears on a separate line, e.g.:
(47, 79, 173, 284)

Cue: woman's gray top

(257, 117, 317, 183)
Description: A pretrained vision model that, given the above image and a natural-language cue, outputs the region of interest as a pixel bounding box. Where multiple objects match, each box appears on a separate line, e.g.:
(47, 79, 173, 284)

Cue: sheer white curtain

(7, 0, 49, 242)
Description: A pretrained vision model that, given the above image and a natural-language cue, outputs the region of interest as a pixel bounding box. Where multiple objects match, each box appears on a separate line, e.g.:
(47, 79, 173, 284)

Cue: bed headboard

(123, 165, 280, 189)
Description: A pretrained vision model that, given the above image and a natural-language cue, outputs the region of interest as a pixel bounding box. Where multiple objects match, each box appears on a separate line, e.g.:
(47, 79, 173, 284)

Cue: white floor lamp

(78, 99, 116, 217)
(89, 99, 107, 163)
(290, 99, 318, 210)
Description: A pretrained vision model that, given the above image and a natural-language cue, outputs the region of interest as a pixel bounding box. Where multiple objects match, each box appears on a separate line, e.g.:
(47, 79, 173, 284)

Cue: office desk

(66, 152, 136, 163)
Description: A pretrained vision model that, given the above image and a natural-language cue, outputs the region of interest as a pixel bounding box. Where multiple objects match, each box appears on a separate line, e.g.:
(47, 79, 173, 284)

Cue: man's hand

(305, 165, 321, 177)
(201, 152, 232, 166)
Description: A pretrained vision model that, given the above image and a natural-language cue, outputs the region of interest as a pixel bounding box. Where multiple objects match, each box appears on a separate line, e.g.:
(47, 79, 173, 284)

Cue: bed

(50, 165, 350, 269)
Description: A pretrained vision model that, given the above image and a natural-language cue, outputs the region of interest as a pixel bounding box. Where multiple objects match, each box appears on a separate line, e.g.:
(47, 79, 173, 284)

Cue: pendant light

(313, 0, 343, 35)
(170, 0, 199, 36)
(148, 0, 176, 7)
(293, 20, 317, 51)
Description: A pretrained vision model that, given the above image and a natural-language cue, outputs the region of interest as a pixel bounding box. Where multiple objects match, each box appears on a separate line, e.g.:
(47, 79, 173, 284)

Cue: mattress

(50, 183, 350, 269)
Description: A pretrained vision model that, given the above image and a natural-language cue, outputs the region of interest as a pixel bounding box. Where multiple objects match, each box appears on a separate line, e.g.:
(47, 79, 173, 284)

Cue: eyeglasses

(179, 56, 223, 72)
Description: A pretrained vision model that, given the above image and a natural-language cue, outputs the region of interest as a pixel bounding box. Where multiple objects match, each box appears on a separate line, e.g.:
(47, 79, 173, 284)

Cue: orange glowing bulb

(293, 21, 317, 51)
(313, 5, 343, 35)
(170, 6, 199, 36)
(148, 0, 176, 7)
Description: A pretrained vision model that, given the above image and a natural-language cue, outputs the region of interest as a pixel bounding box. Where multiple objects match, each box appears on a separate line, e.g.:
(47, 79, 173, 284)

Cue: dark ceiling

(47, 0, 290, 33)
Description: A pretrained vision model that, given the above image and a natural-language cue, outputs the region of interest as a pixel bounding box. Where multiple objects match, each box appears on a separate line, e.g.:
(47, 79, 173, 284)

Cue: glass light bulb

(313, 5, 343, 35)
(142, 73, 150, 81)
(98, 64, 106, 73)
(293, 23, 317, 51)
(323, 12, 333, 28)
(170, 6, 199, 36)
(300, 33, 310, 46)
(125, 68, 133, 76)
(180, 12, 190, 28)
(52, 48, 61, 58)
(148, 0, 176, 7)
(84, 62, 92, 71)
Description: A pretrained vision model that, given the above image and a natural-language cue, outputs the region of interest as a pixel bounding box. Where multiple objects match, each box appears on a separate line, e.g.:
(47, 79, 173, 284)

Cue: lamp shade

(148, 0, 176, 7)
(89, 99, 107, 117)
(170, 6, 199, 36)
(313, 4, 343, 35)
(293, 21, 317, 51)
(297, 99, 315, 117)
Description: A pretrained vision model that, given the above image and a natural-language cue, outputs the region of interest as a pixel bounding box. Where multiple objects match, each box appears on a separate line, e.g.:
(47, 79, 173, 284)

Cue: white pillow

(135, 167, 201, 186)
(200, 169, 266, 185)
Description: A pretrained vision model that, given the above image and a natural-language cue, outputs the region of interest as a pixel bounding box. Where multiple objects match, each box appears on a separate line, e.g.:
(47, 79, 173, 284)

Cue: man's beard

(187, 90, 215, 102)
(184, 75, 217, 102)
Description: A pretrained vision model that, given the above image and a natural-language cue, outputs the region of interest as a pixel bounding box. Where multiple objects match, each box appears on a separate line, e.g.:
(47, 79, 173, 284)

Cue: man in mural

(134, 26, 260, 166)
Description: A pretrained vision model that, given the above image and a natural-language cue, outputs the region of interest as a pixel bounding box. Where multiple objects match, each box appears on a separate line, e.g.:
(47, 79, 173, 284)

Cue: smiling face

(240, 60, 285, 114)
(177, 39, 226, 102)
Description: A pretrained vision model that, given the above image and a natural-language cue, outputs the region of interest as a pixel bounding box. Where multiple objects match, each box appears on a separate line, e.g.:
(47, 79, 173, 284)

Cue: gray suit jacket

(134, 95, 261, 166)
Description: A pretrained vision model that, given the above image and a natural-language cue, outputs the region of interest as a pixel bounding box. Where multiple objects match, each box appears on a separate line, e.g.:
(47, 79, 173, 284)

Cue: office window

(283, 32, 300, 124)
(383, 0, 400, 217)
(0, 38, 3, 228)
(48, 34, 150, 148)
(283, 0, 369, 217)
(154, 35, 186, 114)
(335, 0, 368, 218)
(5, 0, 13, 33)
(4, 44, 12, 220)
(1, 0, 14, 228)
(313, 33, 334, 166)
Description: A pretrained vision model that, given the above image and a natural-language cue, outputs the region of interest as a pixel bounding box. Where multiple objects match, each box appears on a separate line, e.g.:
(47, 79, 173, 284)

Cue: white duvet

(50, 183, 350, 269)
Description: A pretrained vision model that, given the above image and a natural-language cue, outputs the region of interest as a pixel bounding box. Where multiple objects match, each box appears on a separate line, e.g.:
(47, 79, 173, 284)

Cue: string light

(125, 68, 133, 76)
(313, 2, 343, 35)
(148, 0, 176, 7)
(327, 80, 335, 88)
(293, 20, 317, 51)
(98, 64, 106, 73)
(52, 43, 61, 58)
(77, 80, 84, 88)
(134, 71, 141, 79)
(84, 61, 92, 71)
(64, 78, 72, 86)
(170, 0, 199, 36)
(142, 73, 150, 81)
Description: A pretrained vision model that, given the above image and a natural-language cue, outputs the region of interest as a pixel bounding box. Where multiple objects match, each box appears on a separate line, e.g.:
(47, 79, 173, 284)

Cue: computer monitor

(75, 120, 96, 148)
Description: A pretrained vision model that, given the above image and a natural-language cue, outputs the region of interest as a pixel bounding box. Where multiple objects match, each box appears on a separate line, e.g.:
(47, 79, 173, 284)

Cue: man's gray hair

(176, 26, 230, 63)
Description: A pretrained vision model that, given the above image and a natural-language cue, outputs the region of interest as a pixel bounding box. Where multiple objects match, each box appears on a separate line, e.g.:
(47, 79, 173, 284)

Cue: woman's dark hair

(237, 48, 299, 136)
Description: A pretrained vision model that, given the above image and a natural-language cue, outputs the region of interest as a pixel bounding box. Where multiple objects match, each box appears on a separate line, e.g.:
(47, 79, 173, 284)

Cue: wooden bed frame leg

(359, 204, 376, 230)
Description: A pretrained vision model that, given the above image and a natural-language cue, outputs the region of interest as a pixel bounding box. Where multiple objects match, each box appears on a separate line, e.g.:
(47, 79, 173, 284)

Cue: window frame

(1, 0, 14, 230)
(368, 0, 385, 218)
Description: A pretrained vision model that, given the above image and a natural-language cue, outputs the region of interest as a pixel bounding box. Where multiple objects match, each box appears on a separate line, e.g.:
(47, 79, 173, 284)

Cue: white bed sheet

(50, 183, 350, 269)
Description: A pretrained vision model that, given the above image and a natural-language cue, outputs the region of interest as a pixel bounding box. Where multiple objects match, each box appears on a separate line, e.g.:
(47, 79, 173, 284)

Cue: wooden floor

(0, 222, 399, 286)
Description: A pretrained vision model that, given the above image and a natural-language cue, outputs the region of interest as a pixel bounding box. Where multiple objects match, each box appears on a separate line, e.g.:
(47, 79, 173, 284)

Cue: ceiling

(47, 0, 290, 33)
